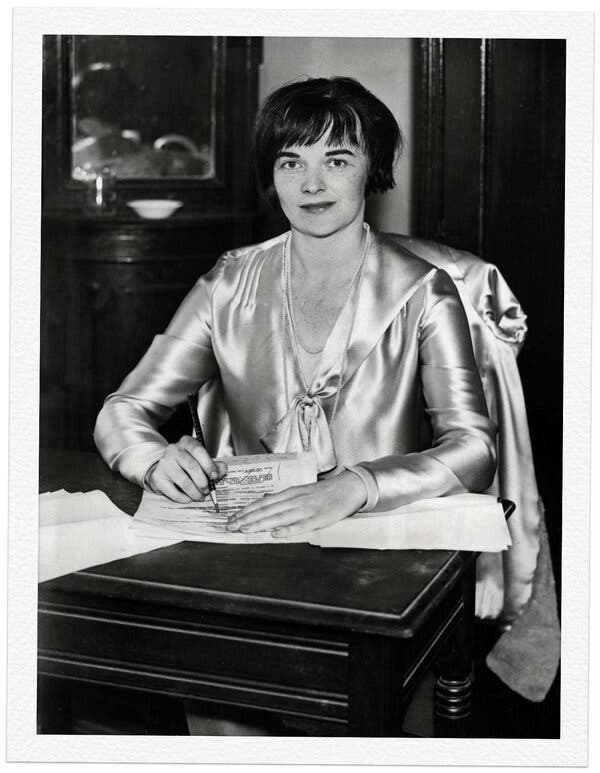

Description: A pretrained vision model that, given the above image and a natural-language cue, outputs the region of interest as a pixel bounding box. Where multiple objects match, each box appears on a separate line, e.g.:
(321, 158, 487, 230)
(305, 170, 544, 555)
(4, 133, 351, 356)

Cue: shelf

(42, 209, 257, 228)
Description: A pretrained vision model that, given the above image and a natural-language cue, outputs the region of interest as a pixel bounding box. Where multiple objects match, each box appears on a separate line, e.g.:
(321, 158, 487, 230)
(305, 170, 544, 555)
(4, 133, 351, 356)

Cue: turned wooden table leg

(434, 561, 476, 737)
(435, 675, 472, 722)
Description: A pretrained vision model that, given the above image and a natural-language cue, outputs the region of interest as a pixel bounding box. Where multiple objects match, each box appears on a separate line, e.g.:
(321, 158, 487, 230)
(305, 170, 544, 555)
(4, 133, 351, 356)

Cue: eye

(327, 157, 348, 169)
(279, 160, 301, 171)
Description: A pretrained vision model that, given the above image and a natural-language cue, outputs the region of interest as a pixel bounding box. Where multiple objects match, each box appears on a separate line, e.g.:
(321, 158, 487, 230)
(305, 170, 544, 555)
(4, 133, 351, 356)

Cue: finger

(173, 448, 208, 496)
(153, 474, 194, 504)
(271, 510, 348, 538)
(227, 497, 302, 529)
(214, 460, 228, 479)
(270, 514, 331, 538)
(168, 467, 206, 501)
(237, 508, 303, 533)
(178, 436, 221, 480)
(231, 487, 303, 521)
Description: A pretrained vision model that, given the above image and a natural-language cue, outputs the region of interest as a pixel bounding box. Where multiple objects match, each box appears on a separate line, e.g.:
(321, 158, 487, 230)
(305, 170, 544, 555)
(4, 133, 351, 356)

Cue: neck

(289, 218, 367, 277)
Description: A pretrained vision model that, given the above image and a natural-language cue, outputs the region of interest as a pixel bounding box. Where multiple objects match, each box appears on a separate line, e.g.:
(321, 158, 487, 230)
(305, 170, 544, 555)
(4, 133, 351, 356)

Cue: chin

(301, 223, 341, 238)
(291, 216, 356, 239)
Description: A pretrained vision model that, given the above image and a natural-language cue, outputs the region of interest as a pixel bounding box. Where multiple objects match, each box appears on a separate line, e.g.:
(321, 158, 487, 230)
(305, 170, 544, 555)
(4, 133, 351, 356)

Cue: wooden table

(38, 449, 486, 737)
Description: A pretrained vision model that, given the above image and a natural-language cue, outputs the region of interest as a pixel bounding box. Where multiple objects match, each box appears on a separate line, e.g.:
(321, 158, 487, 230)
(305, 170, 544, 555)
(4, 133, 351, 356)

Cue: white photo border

(8, 7, 593, 765)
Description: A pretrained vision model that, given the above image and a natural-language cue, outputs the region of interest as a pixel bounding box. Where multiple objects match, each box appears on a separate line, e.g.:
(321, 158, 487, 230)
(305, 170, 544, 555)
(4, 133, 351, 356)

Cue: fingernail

(271, 529, 280, 537)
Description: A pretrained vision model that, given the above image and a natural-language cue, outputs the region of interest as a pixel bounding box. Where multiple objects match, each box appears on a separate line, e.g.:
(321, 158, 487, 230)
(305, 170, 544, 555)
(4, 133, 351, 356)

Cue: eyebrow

(275, 148, 357, 159)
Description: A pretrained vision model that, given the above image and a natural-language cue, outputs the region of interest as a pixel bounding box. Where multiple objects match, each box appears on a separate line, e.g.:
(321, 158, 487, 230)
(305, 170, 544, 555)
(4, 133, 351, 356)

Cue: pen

(186, 394, 220, 513)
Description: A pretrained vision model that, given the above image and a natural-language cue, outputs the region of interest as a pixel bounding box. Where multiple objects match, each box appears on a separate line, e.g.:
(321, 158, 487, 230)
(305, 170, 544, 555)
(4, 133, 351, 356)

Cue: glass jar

(83, 166, 117, 216)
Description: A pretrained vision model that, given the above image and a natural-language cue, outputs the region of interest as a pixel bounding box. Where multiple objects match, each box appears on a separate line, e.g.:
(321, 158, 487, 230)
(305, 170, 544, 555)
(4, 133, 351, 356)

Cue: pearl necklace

(281, 223, 371, 427)
(283, 223, 371, 356)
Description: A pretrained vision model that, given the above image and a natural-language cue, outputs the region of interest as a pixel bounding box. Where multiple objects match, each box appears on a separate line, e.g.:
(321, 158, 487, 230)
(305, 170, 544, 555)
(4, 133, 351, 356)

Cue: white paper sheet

(313, 493, 512, 551)
(39, 489, 129, 526)
(39, 474, 510, 584)
(38, 490, 182, 583)
(132, 448, 511, 553)
(132, 452, 318, 543)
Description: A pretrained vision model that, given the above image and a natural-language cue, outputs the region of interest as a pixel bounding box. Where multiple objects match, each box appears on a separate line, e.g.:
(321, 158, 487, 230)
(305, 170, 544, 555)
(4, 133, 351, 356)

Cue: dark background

(413, 39, 565, 601)
(40, 31, 565, 625)
(39, 36, 564, 737)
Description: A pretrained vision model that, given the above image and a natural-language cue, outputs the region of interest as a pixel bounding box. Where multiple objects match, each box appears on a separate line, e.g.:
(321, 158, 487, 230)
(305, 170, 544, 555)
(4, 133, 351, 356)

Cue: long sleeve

(94, 257, 226, 486)
(359, 269, 497, 511)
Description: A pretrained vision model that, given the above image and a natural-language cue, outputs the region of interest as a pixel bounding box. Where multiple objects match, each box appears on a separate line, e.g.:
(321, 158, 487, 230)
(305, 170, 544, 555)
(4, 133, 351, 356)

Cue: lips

(299, 202, 335, 213)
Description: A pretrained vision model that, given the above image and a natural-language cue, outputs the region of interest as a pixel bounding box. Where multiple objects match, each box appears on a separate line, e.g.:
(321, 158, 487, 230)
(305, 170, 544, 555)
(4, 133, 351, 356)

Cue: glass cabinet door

(70, 36, 220, 182)
(42, 35, 262, 214)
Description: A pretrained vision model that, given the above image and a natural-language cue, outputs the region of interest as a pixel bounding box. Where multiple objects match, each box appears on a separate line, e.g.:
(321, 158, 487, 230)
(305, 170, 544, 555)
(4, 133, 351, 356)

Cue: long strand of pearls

(284, 223, 370, 356)
(281, 223, 371, 427)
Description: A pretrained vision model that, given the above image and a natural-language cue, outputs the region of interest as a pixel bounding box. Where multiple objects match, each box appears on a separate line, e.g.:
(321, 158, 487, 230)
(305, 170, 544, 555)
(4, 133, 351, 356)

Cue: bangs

(254, 76, 402, 201)
(274, 102, 364, 152)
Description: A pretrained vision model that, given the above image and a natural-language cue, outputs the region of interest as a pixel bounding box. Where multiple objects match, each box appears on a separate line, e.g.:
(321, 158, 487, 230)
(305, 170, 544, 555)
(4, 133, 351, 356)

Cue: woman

(94, 76, 497, 536)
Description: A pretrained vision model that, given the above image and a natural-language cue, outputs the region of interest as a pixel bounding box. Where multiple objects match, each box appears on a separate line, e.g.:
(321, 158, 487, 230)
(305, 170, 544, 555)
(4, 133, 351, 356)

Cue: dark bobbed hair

(253, 76, 403, 203)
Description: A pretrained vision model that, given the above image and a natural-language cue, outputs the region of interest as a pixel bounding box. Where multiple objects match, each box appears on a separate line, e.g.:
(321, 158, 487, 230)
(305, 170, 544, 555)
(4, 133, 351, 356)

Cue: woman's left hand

(226, 469, 367, 537)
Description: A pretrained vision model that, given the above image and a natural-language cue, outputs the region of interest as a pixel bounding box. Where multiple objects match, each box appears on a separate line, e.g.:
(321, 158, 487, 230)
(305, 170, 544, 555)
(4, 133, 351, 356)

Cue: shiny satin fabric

(389, 234, 551, 624)
(94, 229, 497, 513)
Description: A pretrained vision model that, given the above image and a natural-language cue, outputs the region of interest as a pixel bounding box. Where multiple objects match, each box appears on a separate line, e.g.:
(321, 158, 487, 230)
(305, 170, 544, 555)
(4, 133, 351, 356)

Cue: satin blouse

(94, 228, 497, 512)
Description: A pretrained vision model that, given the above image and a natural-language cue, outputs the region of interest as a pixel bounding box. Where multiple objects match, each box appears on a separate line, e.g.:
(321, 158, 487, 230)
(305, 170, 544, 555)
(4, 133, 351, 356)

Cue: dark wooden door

(413, 38, 565, 593)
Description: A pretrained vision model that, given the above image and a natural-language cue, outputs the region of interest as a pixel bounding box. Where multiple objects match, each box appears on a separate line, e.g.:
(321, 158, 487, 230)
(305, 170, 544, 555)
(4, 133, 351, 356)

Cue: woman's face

(272, 130, 369, 239)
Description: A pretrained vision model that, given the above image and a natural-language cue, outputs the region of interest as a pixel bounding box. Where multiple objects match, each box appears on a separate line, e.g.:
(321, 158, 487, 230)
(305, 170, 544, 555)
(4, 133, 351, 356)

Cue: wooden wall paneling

(227, 37, 263, 218)
(41, 36, 68, 212)
(413, 38, 444, 242)
(441, 38, 485, 255)
(413, 38, 565, 590)
(39, 219, 68, 448)
(415, 38, 490, 253)
(483, 40, 565, 579)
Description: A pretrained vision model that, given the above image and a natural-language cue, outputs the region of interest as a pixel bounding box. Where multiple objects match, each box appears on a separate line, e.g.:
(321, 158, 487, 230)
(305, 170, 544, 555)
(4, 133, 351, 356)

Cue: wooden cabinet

(40, 36, 262, 449)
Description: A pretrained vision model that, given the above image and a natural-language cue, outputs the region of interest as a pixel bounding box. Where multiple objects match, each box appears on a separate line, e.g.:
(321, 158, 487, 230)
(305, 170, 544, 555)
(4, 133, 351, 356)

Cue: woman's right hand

(145, 435, 227, 503)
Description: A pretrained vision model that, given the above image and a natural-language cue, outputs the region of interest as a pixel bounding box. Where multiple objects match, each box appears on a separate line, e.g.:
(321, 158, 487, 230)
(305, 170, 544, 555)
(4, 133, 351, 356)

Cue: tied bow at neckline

(260, 224, 372, 474)
(259, 388, 338, 473)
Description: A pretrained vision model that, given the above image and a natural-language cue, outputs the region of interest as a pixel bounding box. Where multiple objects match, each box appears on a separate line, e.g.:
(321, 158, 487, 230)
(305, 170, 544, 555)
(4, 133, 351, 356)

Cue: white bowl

(127, 199, 183, 219)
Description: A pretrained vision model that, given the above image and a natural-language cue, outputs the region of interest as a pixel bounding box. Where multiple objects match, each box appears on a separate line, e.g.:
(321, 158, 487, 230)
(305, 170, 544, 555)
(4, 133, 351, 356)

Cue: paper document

(39, 489, 182, 583)
(40, 489, 129, 526)
(133, 447, 511, 551)
(314, 493, 512, 551)
(133, 452, 318, 543)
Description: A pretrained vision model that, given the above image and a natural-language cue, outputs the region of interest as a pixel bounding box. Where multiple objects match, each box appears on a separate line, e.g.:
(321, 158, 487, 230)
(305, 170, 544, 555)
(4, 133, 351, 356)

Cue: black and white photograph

(7, 7, 593, 766)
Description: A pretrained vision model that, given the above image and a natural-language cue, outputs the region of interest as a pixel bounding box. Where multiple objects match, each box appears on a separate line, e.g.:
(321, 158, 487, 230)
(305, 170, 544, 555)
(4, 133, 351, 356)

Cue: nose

(301, 166, 325, 195)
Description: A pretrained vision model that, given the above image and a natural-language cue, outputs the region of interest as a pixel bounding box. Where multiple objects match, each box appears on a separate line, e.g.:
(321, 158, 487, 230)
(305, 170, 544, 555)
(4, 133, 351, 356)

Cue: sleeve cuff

(107, 442, 168, 489)
(345, 465, 380, 512)
(142, 459, 161, 492)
